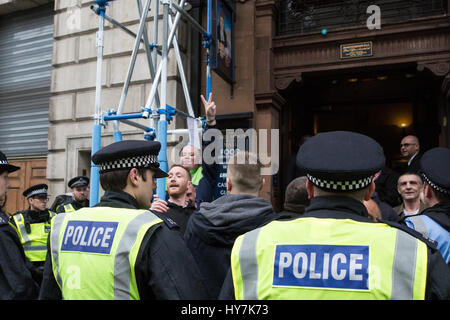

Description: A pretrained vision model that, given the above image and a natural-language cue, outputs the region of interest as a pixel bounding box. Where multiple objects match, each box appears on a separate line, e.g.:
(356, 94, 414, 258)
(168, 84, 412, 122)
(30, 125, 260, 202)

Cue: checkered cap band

(99, 154, 158, 173)
(307, 174, 373, 192)
(27, 188, 47, 198)
(422, 173, 450, 195)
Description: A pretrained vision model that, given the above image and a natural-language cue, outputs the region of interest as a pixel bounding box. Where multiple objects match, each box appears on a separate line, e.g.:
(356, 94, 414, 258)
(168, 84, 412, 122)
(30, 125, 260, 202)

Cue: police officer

(0, 151, 39, 299)
(220, 131, 449, 300)
(402, 147, 450, 264)
(39, 140, 210, 300)
(10, 184, 56, 284)
(56, 176, 90, 213)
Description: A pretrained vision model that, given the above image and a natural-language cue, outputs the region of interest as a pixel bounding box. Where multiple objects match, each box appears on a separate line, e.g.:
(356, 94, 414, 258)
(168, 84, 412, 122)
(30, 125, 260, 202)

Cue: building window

(278, 0, 447, 36)
(0, 5, 53, 157)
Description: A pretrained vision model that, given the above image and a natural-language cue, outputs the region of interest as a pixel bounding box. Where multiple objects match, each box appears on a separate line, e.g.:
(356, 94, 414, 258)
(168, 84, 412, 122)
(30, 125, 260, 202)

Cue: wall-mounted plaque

(340, 42, 373, 59)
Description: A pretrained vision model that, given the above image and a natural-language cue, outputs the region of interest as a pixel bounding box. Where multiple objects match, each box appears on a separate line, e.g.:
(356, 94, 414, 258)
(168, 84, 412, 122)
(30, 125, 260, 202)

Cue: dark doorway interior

(278, 63, 442, 202)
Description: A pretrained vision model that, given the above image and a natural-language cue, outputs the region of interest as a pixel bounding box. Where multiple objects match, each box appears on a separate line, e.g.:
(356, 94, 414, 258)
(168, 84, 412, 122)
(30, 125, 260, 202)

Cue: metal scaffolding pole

(113, 0, 152, 141)
(89, 0, 107, 206)
(89, 0, 213, 205)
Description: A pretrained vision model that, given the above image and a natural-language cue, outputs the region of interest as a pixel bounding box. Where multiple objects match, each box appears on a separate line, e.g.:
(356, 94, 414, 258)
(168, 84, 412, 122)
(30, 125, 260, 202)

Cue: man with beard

(150, 93, 219, 228)
(56, 176, 90, 213)
(152, 165, 195, 235)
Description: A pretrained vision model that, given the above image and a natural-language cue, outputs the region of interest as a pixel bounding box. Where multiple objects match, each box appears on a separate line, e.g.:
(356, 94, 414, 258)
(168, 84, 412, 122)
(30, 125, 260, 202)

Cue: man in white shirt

(394, 172, 428, 219)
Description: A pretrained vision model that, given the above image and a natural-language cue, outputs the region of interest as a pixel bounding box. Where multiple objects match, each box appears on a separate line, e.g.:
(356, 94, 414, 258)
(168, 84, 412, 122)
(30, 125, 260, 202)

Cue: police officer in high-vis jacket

(220, 131, 449, 300)
(402, 147, 450, 264)
(55, 176, 90, 213)
(10, 184, 55, 284)
(39, 140, 210, 300)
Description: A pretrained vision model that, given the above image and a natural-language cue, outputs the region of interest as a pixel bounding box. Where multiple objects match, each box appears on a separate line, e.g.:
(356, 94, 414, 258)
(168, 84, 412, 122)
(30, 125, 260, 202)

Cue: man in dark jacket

(150, 93, 219, 233)
(400, 135, 422, 174)
(184, 151, 277, 298)
(153, 165, 196, 234)
(0, 151, 40, 299)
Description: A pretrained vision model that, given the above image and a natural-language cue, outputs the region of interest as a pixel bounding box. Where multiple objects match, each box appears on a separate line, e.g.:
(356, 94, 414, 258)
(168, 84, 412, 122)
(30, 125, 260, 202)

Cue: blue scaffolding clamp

(157, 105, 176, 123)
(93, 0, 112, 6)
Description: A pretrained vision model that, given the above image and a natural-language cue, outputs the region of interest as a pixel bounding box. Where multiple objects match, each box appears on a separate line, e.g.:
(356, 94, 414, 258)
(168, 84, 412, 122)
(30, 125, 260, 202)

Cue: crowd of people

(0, 93, 449, 300)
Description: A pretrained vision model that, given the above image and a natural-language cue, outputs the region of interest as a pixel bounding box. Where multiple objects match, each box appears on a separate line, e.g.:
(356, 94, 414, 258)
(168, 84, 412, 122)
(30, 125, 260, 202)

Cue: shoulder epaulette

(150, 210, 179, 229)
(378, 218, 438, 250)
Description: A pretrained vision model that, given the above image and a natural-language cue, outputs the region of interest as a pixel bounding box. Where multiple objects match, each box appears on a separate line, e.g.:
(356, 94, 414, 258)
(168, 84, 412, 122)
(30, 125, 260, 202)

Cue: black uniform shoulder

(276, 211, 304, 221)
(151, 210, 180, 230)
(378, 218, 438, 250)
(8, 211, 27, 227)
(0, 212, 8, 225)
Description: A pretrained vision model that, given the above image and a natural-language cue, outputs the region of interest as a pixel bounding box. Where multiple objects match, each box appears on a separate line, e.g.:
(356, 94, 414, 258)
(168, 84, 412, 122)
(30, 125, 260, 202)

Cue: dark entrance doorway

(279, 63, 442, 199)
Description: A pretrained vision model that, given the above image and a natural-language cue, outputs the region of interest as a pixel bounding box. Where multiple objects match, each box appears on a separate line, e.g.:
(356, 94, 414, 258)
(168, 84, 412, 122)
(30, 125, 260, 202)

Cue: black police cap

(0, 150, 20, 173)
(23, 184, 48, 198)
(297, 131, 385, 192)
(420, 147, 450, 195)
(68, 176, 90, 188)
(92, 140, 168, 178)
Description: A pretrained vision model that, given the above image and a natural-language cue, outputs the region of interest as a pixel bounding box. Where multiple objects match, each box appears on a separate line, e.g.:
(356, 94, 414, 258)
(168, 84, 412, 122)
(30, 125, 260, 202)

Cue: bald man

(400, 135, 421, 173)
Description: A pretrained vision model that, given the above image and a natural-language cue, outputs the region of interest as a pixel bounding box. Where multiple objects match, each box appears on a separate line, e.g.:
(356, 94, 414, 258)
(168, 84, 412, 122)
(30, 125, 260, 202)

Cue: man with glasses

(400, 135, 421, 173)
(10, 184, 56, 284)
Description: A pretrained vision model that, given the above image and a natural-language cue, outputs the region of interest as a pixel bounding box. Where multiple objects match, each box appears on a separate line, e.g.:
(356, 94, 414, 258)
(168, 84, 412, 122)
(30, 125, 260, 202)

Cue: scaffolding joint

(93, 0, 113, 10)
(157, 105, 176, 123)
(93, 112, 107, 128)
(149, 43, 162, 56)
(144, 129, 156, 141)
(202, 33, 212, 49)
(141, 107, 152, 119)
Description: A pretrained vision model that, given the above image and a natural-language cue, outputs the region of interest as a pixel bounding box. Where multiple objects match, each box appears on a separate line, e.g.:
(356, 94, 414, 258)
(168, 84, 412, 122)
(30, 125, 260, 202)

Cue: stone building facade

(2, 0, 449, 213)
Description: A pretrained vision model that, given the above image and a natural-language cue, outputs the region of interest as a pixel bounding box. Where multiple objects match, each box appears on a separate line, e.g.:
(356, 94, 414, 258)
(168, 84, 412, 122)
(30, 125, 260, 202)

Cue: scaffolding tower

(89, 0, 213, 206)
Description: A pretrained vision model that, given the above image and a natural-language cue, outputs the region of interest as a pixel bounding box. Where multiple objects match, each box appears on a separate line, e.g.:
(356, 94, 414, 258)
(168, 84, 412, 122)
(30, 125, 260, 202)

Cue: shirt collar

(408, 152, 419, 166)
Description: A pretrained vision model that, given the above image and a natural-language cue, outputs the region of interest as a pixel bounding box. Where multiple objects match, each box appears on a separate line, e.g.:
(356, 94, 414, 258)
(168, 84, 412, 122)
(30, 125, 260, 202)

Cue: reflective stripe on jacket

(12, 211, 55, 262)
(63, 204, 75, 213)
(190, 167, 203, 186)
(50, 207, 162, 300)
(231, 217, 428, 300)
